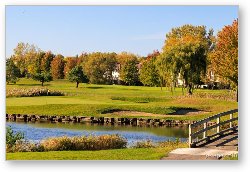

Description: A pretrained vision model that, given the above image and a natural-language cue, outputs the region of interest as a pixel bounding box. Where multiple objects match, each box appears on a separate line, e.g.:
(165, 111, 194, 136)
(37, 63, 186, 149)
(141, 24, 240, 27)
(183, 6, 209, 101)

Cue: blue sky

(6, 6, 238, 57)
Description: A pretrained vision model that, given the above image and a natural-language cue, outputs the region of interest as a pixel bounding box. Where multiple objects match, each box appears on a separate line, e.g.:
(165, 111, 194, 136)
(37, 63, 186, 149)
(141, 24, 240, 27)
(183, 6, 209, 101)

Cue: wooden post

(189, 124, 192, 148)
(217, 117, 220, 133)
(230, 113, 233, 128)
(203, 122, 207, 139)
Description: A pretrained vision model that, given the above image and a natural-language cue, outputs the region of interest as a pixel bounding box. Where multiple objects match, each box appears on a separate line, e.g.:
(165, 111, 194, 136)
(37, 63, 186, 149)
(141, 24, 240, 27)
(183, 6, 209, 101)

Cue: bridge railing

(189, 109, 238, 148)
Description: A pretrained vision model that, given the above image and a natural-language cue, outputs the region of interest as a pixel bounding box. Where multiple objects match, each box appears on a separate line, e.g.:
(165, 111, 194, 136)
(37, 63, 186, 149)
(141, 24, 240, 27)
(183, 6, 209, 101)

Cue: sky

(6, 5, 238, 58)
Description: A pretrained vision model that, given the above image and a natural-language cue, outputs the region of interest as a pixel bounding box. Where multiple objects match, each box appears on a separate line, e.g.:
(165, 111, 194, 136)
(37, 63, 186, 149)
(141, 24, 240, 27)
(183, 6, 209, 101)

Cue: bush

(158, 138, 184, 148)
(6, 88, 64, 97)
(41, 134, 127, 151)
(5, 127, 41, 153)
(173, 92, 237, 102)
(132, 140, 155, 148)
(6, 140, 45, 153)
(6, 126, 24, 147)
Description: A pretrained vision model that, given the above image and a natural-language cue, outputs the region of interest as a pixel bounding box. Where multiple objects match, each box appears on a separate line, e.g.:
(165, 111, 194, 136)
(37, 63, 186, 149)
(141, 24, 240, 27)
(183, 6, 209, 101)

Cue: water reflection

(6, 121, 188, 145)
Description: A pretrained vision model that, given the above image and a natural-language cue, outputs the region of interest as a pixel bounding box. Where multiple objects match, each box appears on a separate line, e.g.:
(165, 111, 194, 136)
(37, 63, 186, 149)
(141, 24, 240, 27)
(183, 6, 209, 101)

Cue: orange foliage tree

(64, 57, 77, 78)
(51, 54, 65, 79)
(209, 19, 238, 90)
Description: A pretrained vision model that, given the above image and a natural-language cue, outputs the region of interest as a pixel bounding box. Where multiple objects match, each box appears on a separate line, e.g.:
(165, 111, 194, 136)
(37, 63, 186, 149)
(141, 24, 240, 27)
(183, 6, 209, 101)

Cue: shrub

(173, 92, 237, 102)
(41, 134, 127, 151)
(6, 126, 24, 147)
(6, 140, 45, 153)
(6, 88, 64, 97)
(132, 140, 155, 148)
(158, 138, 185, 148)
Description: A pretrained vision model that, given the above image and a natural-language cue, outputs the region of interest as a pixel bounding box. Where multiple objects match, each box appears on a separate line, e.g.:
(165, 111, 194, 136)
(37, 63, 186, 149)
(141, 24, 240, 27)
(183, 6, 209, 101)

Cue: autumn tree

(117, 52, 139, 86)
(12, 42, 40, 77)
(139, 50, 160, 87)
(41, 51, 55, 72)
(26, 51, 45, 77)
(84, 52, 117, 84)
(51, 54, 65, 79)
(6, 57, 20, 84)
(161, 25, 210, 95)
(208, 19, 238, 92)
(68, 66, 88, 88)
(64, 57, 77, 78)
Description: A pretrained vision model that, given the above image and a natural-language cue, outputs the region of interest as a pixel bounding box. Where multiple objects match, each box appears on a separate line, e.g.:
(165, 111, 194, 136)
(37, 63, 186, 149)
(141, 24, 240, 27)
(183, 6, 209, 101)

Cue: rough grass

(6, 78, 238, 120)
(41, 135, 127, 151)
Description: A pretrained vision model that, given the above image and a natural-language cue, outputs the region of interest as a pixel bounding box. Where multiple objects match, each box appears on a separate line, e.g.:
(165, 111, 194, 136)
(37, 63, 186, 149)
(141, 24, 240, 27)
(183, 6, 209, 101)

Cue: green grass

(6, 78, 238, 120)
(223, 154, 238, 160)
(6, 146, 185, 160)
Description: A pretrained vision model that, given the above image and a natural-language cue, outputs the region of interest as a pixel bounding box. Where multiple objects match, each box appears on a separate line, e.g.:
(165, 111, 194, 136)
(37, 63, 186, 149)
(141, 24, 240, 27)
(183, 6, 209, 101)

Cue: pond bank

(6, 113, 216, 127)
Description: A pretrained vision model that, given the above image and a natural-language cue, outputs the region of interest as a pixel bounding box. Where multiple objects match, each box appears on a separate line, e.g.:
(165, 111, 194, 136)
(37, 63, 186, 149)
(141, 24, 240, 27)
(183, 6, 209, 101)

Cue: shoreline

(6, 113, 216, 127)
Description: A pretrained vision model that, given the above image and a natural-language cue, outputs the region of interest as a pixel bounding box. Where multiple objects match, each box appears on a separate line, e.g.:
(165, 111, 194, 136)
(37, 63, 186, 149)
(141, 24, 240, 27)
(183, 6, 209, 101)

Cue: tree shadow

(168, 107, 201, 115)
(15, 83, 50, 87)
(86, 86, 104, 89)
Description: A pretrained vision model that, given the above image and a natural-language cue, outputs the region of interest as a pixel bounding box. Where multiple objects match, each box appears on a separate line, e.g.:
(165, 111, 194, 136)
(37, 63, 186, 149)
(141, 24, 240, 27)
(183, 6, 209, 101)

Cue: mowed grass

(6, 146, 185, 160)
(6, 78, 238, 120)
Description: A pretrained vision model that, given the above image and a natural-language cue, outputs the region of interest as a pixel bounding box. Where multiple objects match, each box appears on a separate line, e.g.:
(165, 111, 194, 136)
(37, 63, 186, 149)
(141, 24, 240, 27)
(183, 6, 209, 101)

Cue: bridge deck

(198, 130, 238, 151)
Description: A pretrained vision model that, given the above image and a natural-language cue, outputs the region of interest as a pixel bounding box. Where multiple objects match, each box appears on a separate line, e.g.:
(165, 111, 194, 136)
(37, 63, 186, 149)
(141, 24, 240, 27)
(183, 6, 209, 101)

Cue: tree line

(6, 19, 238, 94)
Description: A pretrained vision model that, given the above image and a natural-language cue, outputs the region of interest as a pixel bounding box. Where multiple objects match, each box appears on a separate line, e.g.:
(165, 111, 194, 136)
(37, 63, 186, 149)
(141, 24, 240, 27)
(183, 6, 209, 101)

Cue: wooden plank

(191, 117, 238, 138)
(203, 122, 207, 139)
(217, 117, 220, 133)
(230, 113, 233, 128)
(191, 109, 238, 127)
(189, 124, 192, 148)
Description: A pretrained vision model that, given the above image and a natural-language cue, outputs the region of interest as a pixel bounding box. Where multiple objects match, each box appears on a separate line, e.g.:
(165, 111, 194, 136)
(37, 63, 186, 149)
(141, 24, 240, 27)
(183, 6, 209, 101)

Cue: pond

(6, 121, 188, 145)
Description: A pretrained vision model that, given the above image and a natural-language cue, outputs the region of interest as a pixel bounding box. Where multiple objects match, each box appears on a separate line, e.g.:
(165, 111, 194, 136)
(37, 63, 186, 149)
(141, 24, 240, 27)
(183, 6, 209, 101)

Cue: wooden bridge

(162, 109, 238, 160)
(188, 109, 238, 150)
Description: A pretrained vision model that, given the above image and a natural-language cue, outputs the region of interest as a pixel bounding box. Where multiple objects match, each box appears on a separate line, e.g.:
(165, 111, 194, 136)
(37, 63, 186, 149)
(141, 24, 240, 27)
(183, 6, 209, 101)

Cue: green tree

(161, 25, 210, 95)
(139, 51, 160, 87)
(68, 66, 88, 88)
(156, 52, 177, 92)
(33, 71, 52, 86)
(51, 54, 65, 79)
(6, 57, 20, 84)
(117, 52, 139, 86)
(84, 52, 117, 84)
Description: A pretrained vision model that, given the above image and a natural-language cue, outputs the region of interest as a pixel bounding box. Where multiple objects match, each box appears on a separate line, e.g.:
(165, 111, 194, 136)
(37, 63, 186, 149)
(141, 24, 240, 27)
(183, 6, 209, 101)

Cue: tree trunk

(76, 82, 79, 88)
(41, 81, 44, 86)
(188, 83, 192, 95)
